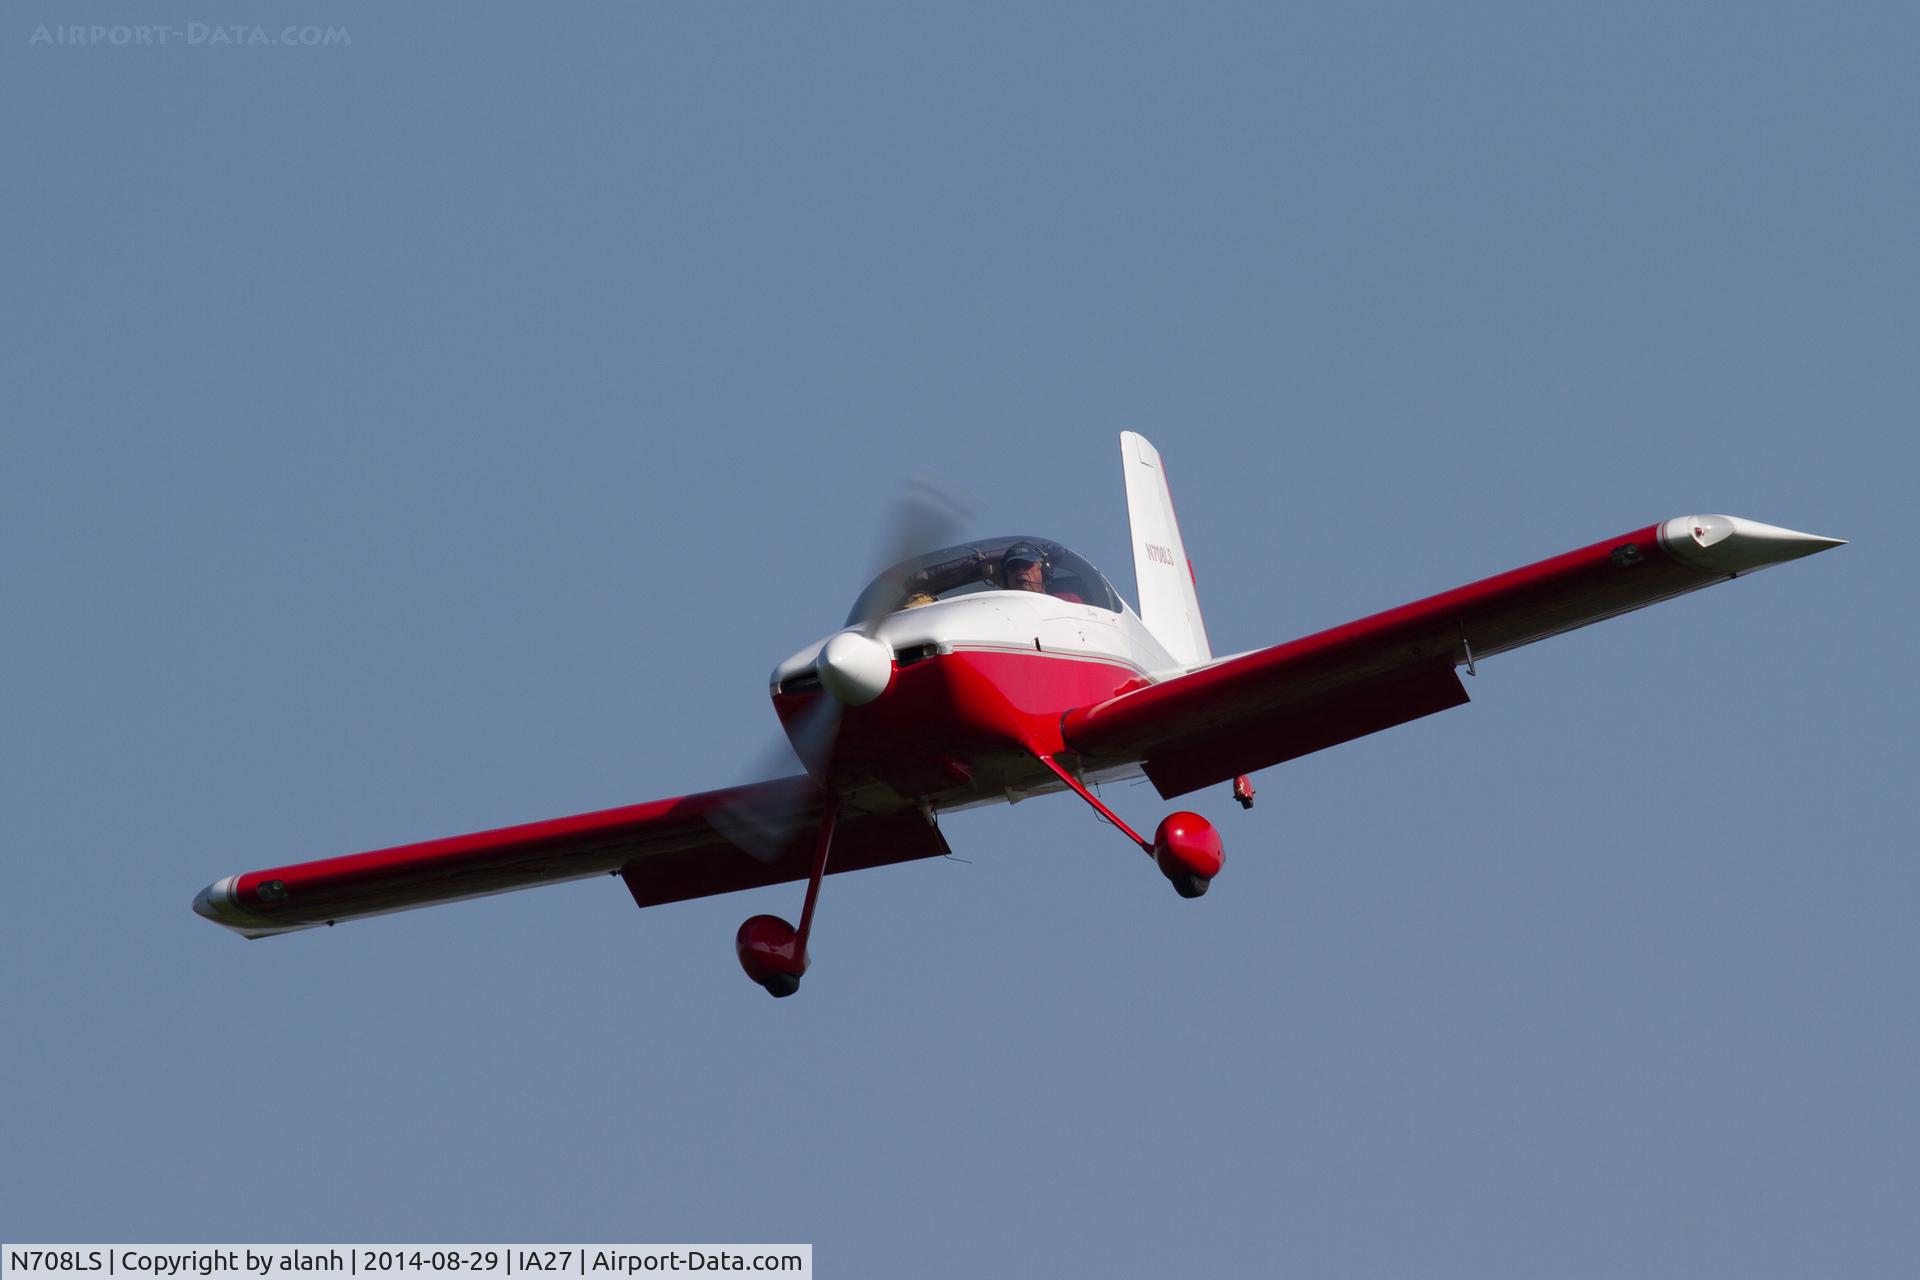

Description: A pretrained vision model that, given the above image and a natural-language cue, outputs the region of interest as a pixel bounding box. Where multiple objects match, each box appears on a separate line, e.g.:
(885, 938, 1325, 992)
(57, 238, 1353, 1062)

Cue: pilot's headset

(999, 541, 1050, 587)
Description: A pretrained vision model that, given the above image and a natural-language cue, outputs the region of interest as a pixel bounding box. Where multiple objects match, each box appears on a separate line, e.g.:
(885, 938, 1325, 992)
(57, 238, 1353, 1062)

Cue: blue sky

(2, 4, 1910, 1276)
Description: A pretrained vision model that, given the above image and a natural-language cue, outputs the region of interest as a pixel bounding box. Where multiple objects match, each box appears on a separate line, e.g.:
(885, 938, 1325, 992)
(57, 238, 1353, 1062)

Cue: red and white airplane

(194, 433, 1844, 996)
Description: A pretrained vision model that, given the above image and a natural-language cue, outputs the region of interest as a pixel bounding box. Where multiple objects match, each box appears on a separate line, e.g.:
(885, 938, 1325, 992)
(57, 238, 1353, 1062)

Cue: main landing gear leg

(1034, 755, 1224, 899)
(735, 791, 839, 998)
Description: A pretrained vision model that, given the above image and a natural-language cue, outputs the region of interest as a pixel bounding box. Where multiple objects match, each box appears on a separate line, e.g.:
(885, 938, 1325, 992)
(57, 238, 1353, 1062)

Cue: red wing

(193, 777, 948, 938)
(1063, 517, 1839, 798)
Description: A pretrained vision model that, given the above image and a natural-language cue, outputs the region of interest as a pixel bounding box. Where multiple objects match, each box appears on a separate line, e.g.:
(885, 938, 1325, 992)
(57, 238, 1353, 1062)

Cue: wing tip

(192, 875, 311, 939)
(1661, 515, 1848, 573)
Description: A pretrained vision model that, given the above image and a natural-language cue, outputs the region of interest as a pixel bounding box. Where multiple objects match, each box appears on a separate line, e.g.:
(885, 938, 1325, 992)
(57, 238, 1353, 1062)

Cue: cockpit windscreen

(846, 537, 1124, 625)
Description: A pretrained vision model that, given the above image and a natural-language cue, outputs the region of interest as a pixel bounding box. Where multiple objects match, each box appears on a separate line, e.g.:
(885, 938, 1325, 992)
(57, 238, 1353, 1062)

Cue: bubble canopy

(846, 536, 1125, 625)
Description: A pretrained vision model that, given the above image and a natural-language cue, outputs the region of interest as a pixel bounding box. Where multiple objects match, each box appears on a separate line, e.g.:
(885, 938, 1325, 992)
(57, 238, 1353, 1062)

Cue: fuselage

(771, 590, 1182, 816)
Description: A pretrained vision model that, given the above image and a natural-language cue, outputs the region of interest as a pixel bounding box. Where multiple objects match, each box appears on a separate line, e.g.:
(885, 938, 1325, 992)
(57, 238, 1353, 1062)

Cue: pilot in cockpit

(1001, 542, 1047, 593)
(1001, 542, 1083, 604)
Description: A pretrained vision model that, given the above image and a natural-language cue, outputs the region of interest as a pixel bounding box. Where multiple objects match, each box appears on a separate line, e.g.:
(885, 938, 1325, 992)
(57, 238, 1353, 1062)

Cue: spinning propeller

(710, 476, 975, 866)
(711, 476, 975, 997)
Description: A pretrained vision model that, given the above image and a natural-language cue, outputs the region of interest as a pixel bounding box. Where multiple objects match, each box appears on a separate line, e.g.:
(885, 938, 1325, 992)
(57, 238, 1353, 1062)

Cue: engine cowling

(1153, 812, 1223, 898)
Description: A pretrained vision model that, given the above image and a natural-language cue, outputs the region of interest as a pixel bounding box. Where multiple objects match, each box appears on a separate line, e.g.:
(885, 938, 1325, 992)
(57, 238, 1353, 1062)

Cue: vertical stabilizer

(1121, 432, 1211, 669)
